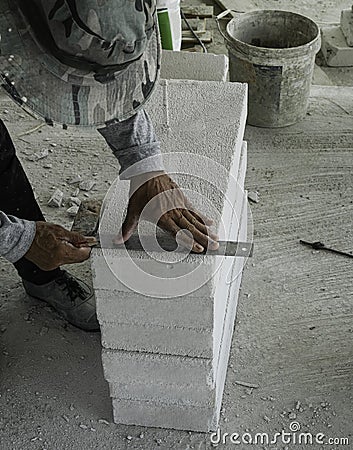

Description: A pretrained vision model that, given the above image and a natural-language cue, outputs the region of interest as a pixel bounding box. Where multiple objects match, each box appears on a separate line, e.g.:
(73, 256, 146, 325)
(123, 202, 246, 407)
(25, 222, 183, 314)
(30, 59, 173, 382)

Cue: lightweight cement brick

(106, 195, 248, 408)
(321, 25, 353, 66)
(96, 291, 212, 329)
(108, 233, 247, 431)
(101, 323, 213, 358)
(92, 139, 247, 303)
(107, 253, 246, 408)
(109, 379, 213, 407)
(341, 9, 353, 47)
(95, 79, 248, 431)
(98, 79, 247, 227)
(102, 349, 213, 387)
(145, 80, 247, 200)
(92, 247, 227, 298)
(112, 397, 217, 432)
(92, 80, 247, 300)
(96, 78, 246, 242)
(95, 144, 248, 331)
(108, 205, 247, 433)
(98, 193, 247, 358)
(160, 50, 229, 82)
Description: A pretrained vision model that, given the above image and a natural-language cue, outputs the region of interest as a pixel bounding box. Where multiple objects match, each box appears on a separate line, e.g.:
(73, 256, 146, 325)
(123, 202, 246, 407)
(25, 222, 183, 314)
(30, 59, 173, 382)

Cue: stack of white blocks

(91, 51, 248, 432)
(321, 6, 353, 66)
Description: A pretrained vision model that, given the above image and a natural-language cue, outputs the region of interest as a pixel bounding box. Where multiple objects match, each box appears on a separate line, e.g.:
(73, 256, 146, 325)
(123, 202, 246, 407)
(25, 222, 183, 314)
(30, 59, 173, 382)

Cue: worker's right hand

(116, 172, 219, 253)
(25, 222, 97, 271)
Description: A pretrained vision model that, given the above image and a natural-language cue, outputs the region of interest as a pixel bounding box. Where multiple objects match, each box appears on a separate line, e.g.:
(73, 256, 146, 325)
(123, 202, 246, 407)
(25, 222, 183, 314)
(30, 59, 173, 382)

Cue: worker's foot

(22, 270, 99, 332)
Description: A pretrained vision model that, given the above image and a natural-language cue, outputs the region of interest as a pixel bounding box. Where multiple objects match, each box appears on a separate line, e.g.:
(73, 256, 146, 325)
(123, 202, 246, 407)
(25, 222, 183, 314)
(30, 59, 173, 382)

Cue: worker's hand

(25, 222, 97, 271)
(115, 172, 219, 253)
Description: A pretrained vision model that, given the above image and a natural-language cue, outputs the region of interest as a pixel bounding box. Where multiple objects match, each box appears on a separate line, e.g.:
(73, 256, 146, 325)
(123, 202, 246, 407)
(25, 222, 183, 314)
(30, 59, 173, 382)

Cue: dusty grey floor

(1, 2, 353, 449)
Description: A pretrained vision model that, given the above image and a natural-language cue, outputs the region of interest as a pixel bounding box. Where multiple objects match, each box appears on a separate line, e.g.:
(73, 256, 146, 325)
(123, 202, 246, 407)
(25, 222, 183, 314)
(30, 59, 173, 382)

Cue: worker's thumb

(114, 212, 139, 245)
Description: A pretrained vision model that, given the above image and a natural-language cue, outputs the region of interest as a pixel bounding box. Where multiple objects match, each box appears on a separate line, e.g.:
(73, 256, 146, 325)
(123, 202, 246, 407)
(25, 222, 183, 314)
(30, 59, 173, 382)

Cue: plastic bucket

(224, 10, 321, 127)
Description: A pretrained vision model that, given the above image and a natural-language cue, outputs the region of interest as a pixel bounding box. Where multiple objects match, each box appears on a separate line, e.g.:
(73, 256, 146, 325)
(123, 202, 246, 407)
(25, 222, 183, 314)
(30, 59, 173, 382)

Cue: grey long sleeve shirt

(0, 109, 164, 263)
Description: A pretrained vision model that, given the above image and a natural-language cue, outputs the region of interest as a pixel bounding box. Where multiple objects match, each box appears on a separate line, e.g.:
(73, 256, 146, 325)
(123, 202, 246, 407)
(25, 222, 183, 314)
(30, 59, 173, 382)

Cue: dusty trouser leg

(0, 119, 61, 284)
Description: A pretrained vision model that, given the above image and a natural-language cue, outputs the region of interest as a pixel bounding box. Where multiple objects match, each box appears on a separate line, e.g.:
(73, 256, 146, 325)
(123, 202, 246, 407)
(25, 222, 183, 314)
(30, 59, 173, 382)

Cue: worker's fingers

(58, 229, 95, 247)
(184, 200, 214, 226)
(61, 235, 98, 248)
(114, 210, 139, 245)
(183, 210, 219, 241)
(175, 215, 219, 251)
(76, 236, 98, 248)
(159, 217, 204, 253)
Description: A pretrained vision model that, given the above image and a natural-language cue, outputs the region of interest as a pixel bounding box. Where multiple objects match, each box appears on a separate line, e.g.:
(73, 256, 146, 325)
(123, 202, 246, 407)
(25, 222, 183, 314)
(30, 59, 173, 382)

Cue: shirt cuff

(98, 109, 165, 179)
(1, 214, 36, 263)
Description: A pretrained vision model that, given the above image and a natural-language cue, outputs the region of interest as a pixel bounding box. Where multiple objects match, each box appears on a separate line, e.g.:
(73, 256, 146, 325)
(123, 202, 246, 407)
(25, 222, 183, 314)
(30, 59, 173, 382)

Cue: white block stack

(160, 50, 229, 82)
(321, 6, 353, 66)
(91, 53, 249, 432)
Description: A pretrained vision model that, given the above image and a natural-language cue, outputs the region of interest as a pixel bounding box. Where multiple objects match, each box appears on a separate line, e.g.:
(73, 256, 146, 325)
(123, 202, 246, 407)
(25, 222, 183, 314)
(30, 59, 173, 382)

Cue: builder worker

(0, 1, 218, 331)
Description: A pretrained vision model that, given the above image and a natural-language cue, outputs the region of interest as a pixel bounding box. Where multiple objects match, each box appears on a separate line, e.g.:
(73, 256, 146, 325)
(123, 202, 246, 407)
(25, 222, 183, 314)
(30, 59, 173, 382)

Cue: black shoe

(22, 270, 99, 332)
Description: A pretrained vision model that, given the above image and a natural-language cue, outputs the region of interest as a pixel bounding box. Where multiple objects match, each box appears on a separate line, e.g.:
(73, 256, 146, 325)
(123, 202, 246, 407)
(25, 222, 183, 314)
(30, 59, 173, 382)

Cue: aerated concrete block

(102, 350, 213, 387)
(103, 195, 248, 412)
(96, 291, 212, 329)
(111, 277, 244, 433)
(95, 144, 247, 330)
(97, 204, 245, 359)
(341, 9, 353, 47)
(109, 201, 248, 432)
(145, 80, 247, 174)
(160, 50, 229, 82)
(108, 252, 246, 408)
(321, 25, 353, 66)
(93, 79, 249, 432)
(100, 321, 213, 358)
(102, 258, 246, 400)
(97, 147, 248, 358)
(112, 397, 217, 432)
(92, 81, 247, 299)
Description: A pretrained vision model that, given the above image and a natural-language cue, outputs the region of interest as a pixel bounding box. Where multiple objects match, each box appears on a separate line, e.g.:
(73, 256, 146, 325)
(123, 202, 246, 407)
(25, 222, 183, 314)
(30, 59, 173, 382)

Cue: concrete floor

(1, 2, 353, 449)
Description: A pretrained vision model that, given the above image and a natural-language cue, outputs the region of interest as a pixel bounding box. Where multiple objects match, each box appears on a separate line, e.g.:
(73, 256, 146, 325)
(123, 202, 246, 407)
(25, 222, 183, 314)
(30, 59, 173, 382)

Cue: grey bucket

(224, 10, 321, 127)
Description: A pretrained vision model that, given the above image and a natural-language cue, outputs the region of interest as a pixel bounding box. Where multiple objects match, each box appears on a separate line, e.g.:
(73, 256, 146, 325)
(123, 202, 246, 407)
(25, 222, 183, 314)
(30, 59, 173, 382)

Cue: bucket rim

(225, 9, 321, 54)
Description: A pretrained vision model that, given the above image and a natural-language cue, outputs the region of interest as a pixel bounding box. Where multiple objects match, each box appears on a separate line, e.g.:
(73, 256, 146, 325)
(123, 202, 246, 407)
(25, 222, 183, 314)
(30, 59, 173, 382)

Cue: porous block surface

(109, 205, 247, 432)
(96, 146, 248, 358)
(101, 196, 248, 406)
(145, 79, 247, 181)
(112, 397, 217, 432)
(102, 350, 213, 387)
(100, 323, 213, 358)
(91, 79, 248, 432)
(160, 50, 229, 82)
(107, 251, 246, 410)
(92, 80, 247, 299)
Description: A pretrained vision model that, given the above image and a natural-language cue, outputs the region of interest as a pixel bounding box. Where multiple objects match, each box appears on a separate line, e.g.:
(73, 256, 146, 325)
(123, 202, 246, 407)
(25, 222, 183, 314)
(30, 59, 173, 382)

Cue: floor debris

(234, 380, 260, 389)
(27, 148, 49, 161)
(47, 189, 64, 208)
(79, 180, 96, 192)
(248, 191, 260, 203)
(67, 205, 80, 217)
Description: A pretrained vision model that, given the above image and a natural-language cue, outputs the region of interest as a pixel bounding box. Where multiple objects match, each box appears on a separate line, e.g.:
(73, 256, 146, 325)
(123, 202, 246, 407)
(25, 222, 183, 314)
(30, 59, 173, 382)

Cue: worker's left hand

(115, 172, 219, 253)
